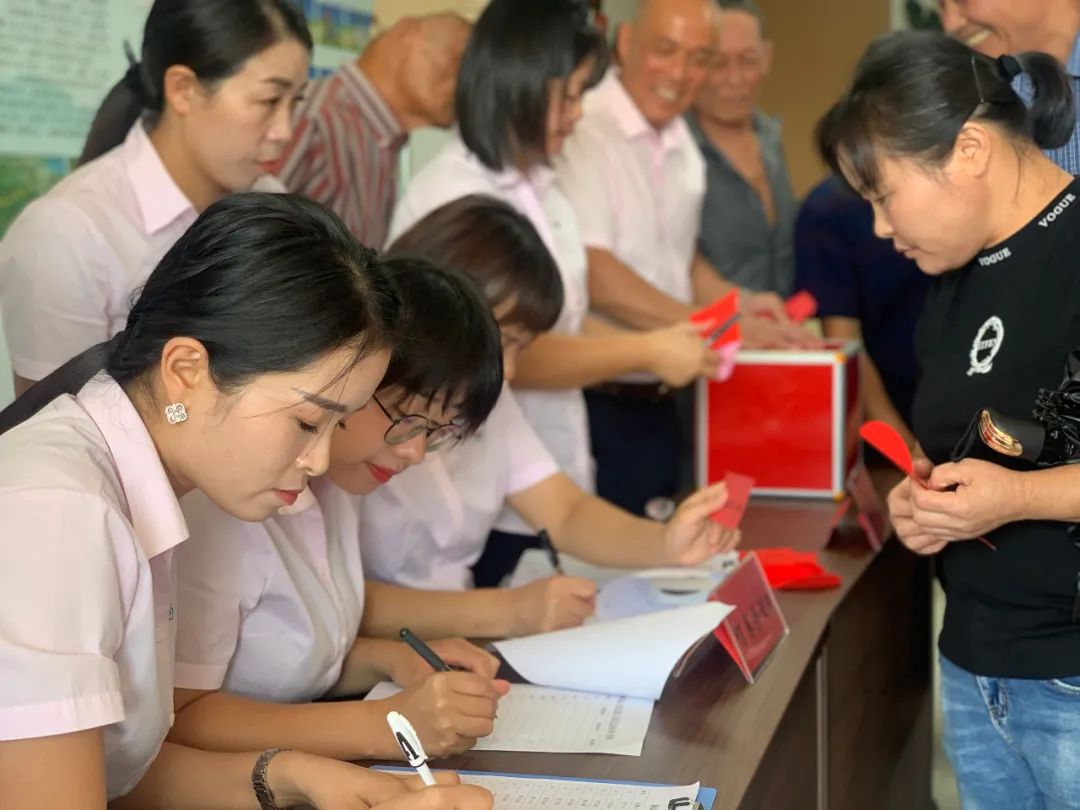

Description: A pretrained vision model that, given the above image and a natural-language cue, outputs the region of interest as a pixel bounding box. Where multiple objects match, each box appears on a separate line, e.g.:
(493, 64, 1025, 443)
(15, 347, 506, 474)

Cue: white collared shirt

(359, 386, 559, 590)
(0, 123, 282, 381)
(0, 375, 188, 799)
(555, 69, 705, 317)
(174, 479, 365, 703)
(389, 134, 595, 527)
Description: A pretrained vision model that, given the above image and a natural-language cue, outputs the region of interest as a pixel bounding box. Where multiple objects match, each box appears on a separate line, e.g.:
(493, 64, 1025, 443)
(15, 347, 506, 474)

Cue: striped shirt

(274, 61, 406, 249)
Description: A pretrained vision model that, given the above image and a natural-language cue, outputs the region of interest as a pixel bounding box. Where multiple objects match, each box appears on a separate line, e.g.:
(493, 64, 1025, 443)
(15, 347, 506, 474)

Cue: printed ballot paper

(459, 775, 705, 809)
(366, 682, 654, 756)
(375, 767, 713, 810)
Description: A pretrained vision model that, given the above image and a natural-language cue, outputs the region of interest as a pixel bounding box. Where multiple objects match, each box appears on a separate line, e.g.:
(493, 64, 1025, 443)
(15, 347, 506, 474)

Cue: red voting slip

(709, 554, 789, 683)
(710, 471, 755, 528)
(691, 292, 741, 347)
(858, 421, 995, 550)
(785, 291, 818, 324)
(859, 421, 924, 483)
(743, 548, 842, 590)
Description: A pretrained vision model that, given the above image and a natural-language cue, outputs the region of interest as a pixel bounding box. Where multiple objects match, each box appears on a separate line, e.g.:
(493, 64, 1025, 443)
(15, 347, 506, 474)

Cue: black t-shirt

(913, 178, 1080, 679)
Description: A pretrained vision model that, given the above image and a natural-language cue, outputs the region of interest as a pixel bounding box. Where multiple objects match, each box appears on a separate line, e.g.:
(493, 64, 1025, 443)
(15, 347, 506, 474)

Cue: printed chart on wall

(0, 0, 149, 234)
(304, 0, 376, 76)
(0, 0, 375, 236)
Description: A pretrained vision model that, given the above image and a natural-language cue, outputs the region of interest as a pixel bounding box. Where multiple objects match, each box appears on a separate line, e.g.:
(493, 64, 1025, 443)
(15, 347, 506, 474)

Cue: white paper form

(507, 549, 739, 590)
(595, 569, 729, 622)
(492, 602, 733, 700)
(365, 682, 654, 755)
(459, 774, 701, 810)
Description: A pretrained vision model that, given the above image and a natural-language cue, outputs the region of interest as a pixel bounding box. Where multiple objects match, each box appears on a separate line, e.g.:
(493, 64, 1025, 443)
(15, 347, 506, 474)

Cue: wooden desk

(426, 493, 933, 810)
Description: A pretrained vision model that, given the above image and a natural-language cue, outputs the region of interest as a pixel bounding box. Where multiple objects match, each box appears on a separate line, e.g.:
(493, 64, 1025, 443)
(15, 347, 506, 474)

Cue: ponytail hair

(817, 30, 1076, 195)
(1009, 51, 1077, 149)
(0, 193, 397, 435)
(79, 0, 312, 165)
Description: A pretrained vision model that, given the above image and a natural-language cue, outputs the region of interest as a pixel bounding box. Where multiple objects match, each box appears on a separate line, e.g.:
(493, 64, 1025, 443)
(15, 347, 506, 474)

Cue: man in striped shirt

(274, 13, 472, 249)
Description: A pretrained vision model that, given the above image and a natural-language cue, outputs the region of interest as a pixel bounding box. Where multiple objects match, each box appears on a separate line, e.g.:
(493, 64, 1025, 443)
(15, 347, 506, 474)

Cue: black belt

(589, 381, 673, 403)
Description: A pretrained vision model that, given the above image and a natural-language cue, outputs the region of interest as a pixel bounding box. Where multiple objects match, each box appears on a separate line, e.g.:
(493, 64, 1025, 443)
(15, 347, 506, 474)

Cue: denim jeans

(940, 654, 1080, 809)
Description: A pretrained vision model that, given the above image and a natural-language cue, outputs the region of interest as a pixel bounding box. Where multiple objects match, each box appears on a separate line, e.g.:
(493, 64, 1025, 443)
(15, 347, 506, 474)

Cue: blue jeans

(940, 655, 1080, 809)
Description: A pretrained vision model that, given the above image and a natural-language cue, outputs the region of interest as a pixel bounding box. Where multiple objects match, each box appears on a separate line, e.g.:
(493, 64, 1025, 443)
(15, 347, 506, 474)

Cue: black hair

(817, 30, 1075, 195)
(715, 0, 767, 37)
(456, 0, 609, 171)
(377, 257, 503, 436)
(0, 193, 397, 435)
(386, 194, 564, 335)
(79, 0, 312, 166)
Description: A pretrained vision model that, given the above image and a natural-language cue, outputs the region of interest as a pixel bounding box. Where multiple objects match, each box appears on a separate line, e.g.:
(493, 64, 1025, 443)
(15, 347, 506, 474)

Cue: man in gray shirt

(688, 0, 797, 295)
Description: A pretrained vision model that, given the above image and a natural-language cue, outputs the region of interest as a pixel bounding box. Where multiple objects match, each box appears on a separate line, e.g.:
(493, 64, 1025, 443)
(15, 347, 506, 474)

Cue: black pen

(399, 628, 451, 672)
(537, 528, 564, 575)
(705, 312, 740, 345)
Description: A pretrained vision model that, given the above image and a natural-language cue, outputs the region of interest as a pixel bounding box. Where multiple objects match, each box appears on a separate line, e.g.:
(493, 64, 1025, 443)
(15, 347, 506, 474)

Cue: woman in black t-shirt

(818, 30, 1080, 808)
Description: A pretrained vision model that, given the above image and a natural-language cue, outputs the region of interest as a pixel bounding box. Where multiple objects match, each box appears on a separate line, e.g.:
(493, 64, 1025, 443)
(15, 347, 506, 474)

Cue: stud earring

(165, 403, 188, 425)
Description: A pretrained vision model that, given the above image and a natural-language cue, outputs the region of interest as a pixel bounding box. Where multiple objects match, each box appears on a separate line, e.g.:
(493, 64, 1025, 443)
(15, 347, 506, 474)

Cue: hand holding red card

(691, 291, 741, 347)
(858, 421, 995, 550)
(711, 471, 754, 529)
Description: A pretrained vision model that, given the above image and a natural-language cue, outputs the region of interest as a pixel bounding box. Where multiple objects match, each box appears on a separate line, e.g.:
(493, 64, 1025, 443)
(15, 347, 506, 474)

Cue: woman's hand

(388, 638, 500, 688)
(886, 469, 948, 555)
(886, 458, 1026, 554)
(510, 576, 596, 635)
(374, 784, 495, 810)
(271, 750, 464, 809)
(910, 459, 1027, 541)
(382, 672, 509, 757)
(662, 482, 741, 566)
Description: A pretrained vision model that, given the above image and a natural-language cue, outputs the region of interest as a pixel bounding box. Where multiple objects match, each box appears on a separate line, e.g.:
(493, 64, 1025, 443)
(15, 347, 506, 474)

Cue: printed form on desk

(458, 775, 703, 809)
(365, 681, 653, 755)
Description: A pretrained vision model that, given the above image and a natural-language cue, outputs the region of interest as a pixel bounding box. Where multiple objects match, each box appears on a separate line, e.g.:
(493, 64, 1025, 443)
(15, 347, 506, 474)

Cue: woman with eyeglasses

(358, 196, 740, 639)
(167, 259, 511, 763)
(0, 194, 490, 810)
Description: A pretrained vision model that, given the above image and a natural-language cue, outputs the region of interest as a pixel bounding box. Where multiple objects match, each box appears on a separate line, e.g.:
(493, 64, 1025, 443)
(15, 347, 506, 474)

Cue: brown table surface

(391, 481, 905, 805)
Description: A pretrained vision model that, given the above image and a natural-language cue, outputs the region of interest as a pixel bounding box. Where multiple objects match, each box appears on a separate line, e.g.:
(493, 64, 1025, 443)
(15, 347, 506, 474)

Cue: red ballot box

(695, 339, 862, 499)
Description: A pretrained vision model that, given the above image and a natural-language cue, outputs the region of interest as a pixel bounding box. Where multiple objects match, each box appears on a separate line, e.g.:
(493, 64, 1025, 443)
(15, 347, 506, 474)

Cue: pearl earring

(165, 403, 188, 425)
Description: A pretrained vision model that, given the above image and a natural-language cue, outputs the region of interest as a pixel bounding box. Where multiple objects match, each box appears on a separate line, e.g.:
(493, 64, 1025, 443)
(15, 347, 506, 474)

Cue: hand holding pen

(381, 629, 508, 756)
(384, 713, 496, 810)
(537, 528, 564, 575)
(502, 531, 595, 634)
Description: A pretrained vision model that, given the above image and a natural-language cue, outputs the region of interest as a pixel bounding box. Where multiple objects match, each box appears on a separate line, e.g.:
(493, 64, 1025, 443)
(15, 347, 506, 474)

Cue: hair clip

(970, 54, 987, 105)
(996, 54, 1024, 82)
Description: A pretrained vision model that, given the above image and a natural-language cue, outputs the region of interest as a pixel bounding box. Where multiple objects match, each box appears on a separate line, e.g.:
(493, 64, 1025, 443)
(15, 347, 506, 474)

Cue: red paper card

(785, 291, 818, 323)
(711, 471, 755, 528)
(692, 292, 741, 347)
(857, 421, 995, 551)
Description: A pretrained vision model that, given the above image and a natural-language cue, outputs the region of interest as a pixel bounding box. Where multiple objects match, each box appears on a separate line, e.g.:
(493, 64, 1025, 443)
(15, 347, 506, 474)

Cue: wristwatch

(252, 747, 292, 810)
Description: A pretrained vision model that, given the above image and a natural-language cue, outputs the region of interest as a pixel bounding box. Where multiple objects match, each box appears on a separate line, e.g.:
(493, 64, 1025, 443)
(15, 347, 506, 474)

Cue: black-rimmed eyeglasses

(373, 395, 463, 451)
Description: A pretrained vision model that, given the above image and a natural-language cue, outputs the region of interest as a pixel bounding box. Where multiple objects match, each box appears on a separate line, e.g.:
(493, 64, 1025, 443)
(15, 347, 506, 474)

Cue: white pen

(386, 711, 436, 787)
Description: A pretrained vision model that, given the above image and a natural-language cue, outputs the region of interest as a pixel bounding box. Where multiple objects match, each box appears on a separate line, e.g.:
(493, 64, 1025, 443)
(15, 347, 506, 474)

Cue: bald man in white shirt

(556, 0, 812, 514)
